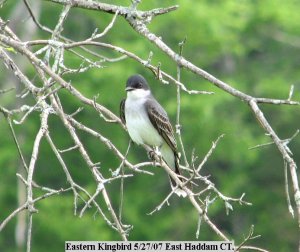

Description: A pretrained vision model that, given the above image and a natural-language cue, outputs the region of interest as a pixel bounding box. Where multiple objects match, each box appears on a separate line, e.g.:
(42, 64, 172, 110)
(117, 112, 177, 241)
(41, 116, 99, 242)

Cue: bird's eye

(135, 82, 142, 88)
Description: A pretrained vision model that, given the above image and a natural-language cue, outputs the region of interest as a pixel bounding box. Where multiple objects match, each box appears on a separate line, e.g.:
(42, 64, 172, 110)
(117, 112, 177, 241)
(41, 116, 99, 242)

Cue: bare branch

(0, 87, 15, 94)
(196, 134, 224, 172)
(0, 188, 71, 232)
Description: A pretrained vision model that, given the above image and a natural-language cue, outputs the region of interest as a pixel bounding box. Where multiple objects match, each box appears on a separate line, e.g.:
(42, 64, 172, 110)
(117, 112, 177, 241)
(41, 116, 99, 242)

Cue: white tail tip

(174, 188, 187, 198)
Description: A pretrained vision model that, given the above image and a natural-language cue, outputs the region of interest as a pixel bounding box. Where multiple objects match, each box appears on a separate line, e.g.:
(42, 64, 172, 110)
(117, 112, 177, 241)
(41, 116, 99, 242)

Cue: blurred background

(0, 0, 300, 251)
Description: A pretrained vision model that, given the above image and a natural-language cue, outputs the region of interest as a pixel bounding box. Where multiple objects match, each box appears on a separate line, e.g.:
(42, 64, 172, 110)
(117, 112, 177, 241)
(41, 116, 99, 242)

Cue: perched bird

(120, 74, 187, 197)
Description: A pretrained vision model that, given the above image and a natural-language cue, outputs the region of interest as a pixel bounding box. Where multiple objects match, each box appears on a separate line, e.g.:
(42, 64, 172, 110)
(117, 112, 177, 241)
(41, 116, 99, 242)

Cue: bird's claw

(147, 147, 162, 165)
(147, 150, 156, 161)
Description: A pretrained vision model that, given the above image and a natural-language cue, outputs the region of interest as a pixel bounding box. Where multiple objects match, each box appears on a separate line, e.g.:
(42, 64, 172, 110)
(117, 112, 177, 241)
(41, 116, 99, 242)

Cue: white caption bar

(65, 241, 234, 252)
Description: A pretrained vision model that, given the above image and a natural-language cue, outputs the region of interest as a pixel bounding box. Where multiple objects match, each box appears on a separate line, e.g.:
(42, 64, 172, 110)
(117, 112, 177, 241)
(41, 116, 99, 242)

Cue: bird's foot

(147, 150, 156, 161)
(147, 147, 162, 165)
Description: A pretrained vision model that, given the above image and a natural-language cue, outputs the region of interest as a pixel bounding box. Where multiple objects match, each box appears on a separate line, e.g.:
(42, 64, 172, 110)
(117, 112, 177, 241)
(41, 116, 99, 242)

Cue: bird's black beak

(125, 87, 134, 92)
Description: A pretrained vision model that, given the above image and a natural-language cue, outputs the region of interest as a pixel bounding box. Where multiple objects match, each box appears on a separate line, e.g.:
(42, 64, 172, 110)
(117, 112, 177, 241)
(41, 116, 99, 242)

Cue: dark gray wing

(120, 98, 126, 124)
(145, 98, 177, 153)
(145, 98, 182, 179)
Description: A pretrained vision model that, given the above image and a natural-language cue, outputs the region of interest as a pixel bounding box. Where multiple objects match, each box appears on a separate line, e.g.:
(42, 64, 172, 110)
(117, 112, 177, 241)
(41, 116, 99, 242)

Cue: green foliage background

(0, 0, 300, 251)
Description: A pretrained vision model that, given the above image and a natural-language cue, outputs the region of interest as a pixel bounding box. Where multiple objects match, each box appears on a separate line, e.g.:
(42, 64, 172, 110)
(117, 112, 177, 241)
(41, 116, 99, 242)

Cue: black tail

(169, 153, 183, 186)
(168, 153, 187, 197)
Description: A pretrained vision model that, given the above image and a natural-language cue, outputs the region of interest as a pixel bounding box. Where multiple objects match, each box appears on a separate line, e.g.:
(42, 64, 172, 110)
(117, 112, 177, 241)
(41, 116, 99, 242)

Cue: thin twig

(0, 87, 15, 94)
(6, 117, 29, 172)
(196, 134, 224, 172)
(0, 188, 71, 232)
(284, 161, 294, 218)
(118, 141, 131, 223)
(175, 37, 189, 167)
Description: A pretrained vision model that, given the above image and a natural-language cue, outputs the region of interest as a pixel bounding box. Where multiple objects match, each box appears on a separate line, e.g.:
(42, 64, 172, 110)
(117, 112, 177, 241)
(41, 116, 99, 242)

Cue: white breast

(125, 93, 163, 147)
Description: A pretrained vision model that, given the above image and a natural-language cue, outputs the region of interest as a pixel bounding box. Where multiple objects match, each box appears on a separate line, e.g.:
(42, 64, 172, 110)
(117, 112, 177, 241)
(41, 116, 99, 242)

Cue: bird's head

(125, 75, 151, 99)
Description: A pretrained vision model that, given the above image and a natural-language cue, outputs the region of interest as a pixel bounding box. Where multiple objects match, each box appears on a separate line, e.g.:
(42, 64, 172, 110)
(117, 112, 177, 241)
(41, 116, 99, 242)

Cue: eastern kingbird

(120, 74, 187, 197)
